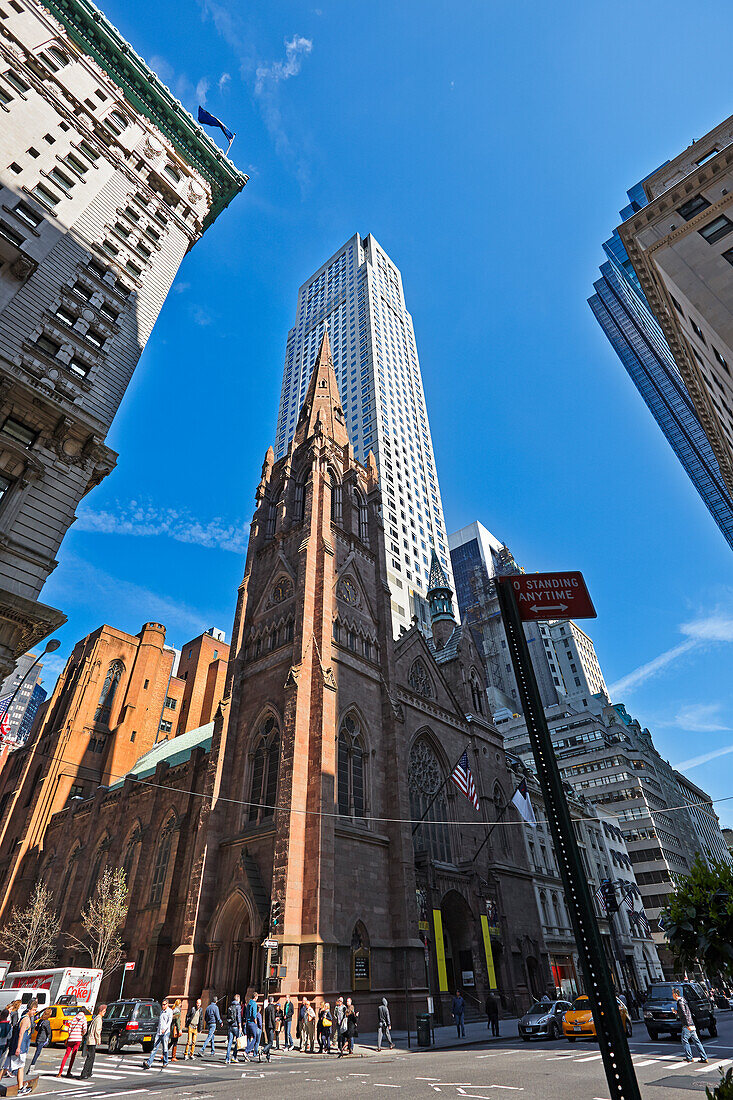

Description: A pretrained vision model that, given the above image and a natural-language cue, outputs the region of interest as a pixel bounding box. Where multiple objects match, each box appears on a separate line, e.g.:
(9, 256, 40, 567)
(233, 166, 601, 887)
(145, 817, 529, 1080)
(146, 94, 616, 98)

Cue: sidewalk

(271, 1016, 520, 1058)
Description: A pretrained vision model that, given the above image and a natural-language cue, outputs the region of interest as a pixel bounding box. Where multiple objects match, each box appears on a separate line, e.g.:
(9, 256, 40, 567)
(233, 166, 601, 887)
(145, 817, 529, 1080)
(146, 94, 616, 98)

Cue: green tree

(660, 855, 733, 979)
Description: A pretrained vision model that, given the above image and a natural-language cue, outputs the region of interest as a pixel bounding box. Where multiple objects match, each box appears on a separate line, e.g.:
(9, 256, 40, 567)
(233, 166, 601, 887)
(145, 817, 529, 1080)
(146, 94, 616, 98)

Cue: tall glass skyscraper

(275, 232, 454, 635)
(589, 181, 733, 551)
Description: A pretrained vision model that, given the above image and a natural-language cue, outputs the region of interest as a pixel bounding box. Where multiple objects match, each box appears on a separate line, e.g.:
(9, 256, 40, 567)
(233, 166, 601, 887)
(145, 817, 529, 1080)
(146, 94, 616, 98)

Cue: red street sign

(502, 571, 596, 622)
(124, 962, 135, 971)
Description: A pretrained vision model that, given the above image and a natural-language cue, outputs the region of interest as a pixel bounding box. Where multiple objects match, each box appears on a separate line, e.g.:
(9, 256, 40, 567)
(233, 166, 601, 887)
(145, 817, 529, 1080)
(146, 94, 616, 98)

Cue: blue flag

(197, 106, 234, 142)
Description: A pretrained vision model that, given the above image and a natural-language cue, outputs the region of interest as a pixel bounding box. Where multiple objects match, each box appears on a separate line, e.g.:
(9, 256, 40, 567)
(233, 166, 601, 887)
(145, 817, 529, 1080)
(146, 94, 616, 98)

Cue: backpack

(246, 1000, 257, 1023)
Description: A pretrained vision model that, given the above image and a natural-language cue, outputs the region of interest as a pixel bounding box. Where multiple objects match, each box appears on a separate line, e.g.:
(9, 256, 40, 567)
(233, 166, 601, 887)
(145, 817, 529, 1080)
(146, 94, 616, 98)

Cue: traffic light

(601, 879, 619, 914)
(271, 900, 281, 930)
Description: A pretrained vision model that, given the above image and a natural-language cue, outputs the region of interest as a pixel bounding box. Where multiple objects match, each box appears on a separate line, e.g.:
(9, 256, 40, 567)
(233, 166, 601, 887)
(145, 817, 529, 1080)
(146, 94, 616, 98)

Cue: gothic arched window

(409, 659, 433, 698)
(95, 659, 124, 723)
(149, 816, 175, 906)
(469, 668, 484, 715)
(408, 737, 452, 863)
(494, 782, 510, 854)
(294, 479, 306, 523)
(355, 489, 369, 544)
(337, 714, 366, 820)
(248, 714, 280, 824)
(330, 472, 342, 525)
(265, 496, 278, 539)
(86, 838, 108, 901)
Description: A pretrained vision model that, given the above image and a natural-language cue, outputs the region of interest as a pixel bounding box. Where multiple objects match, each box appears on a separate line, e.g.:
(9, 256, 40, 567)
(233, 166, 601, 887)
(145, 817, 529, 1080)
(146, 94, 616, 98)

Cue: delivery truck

(0, 967, 103, 1010)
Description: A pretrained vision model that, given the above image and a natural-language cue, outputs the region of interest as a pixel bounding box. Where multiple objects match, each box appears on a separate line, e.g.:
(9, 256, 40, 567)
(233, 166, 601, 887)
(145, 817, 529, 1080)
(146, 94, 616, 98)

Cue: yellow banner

(433, 908, 448, 992)
(481, 914, 497, 990)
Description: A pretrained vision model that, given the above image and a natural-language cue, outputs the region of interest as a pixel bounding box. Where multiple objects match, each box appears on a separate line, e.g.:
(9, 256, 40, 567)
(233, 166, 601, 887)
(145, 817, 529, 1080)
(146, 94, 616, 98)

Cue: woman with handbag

(169, 1000, 182, 1061)
(319, 1003, 333, 1053)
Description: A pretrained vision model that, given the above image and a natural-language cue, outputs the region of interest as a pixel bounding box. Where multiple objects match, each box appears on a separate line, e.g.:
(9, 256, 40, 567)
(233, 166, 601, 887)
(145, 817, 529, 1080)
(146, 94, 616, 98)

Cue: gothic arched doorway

(440, 890, 476, 995)
(207, 890, 259, 1002)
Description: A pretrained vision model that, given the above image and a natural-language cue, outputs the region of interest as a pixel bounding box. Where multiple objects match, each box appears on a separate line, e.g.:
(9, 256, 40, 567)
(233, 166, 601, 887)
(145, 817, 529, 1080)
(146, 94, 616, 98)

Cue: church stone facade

(18, 334, 550, 1025)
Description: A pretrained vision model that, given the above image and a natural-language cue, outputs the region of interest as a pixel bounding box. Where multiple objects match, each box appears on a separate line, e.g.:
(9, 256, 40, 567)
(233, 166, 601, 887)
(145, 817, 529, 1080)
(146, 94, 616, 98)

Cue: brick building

(0, 621, 228, 918)
(16, 334, 549, 1024)
(0, 0, 245, 680)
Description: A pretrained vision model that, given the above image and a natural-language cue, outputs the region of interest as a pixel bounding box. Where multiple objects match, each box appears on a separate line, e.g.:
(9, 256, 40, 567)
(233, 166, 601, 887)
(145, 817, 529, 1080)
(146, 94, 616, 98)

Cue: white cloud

(196, 78, 210, 106)
(218, 72, 231, 92)
(75, 501, 249, 555)
(49, 554, 215, 642)
(608, 638, 697, 697)
(673, 702, 729, 733)
(608, 602, 733, 698)
(191, 305, 212, 327)
(254, 35, 313, 95)
(173, 281, 190, 295)
(674, 743, 733, 772)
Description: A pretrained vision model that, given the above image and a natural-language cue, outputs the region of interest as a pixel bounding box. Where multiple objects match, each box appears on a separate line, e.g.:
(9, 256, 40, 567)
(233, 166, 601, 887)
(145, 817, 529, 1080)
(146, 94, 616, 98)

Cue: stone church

(11, 333, 551, 1024)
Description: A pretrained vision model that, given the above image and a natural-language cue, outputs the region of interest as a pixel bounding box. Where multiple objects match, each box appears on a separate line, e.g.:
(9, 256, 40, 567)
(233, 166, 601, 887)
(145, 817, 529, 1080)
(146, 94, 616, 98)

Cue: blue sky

(39, 0, 733, 824)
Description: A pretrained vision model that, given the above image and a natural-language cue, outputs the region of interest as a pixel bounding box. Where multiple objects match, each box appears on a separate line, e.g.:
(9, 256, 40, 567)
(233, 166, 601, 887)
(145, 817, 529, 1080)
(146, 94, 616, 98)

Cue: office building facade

(618, 117, 733, 499)
(0, 649, 45, 743)
(275, 233, 453, 635)
(590, 182, 733, 551)
(0, 0, 246, 679)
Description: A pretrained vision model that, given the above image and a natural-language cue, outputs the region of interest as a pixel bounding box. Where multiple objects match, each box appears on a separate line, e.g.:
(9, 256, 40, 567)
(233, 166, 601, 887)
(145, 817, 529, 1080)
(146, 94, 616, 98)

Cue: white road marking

(574, 1054, 602, 1062)
(373, 1085, 401, 1088)
(664, 1060, 695, 1069)
(632, 1059, 658, 1066)
(696, 1058, 733, 1073)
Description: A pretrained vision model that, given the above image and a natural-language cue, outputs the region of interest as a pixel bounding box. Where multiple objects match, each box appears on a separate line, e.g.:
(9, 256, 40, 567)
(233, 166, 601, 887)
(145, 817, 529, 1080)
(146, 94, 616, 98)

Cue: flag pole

(226, 133, 235, 156)
(470, 779, 524, 864)
(411, 743, 472, 836)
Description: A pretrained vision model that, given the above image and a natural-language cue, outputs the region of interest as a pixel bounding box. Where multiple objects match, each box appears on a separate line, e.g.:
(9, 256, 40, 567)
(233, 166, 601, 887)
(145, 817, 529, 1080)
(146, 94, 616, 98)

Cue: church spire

(426, 547, 455, 648)
(293, 329, 350, 450)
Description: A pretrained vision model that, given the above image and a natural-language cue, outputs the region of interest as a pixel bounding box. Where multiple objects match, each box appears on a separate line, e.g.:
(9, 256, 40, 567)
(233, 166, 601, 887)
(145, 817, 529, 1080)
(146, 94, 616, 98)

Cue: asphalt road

(18, 1010, 733, 1099)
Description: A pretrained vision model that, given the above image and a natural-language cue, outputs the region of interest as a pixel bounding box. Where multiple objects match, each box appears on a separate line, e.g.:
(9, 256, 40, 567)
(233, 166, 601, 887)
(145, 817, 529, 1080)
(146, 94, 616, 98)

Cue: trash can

(416, 1013, 432, 1047)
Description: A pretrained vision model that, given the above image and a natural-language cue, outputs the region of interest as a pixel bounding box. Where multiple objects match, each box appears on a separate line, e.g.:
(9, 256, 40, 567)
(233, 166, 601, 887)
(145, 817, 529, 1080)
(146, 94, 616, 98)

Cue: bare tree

(67, 866, 128, 976)
(0, 880, 61, 971)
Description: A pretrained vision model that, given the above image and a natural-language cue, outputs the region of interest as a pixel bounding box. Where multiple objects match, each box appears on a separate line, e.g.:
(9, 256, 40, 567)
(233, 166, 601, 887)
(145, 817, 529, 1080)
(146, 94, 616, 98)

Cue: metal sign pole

(495, 577, 641, 1100)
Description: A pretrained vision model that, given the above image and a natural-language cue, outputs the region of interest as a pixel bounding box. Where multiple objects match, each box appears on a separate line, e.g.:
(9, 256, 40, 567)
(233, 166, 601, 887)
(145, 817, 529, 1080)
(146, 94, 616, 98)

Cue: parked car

(562, 994, 632, 1041)
(519, 999, 573, 1041)
(643, 982, 716, 1040)
(100, 999, 162, 1053)
(31, 1003, 92, 1046)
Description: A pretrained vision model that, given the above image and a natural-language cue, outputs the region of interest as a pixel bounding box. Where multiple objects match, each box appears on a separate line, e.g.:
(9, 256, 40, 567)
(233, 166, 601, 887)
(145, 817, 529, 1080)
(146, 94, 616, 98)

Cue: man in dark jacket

(283, 996, 295, 1050)
(225, 995, 243, 1065)
(197, 997, 222, 1057)
(485, 992, 499, 1037)
(377, 997, 394, 1051)
(672, 988, 708, 1063)
(452, 991, 465, 1038)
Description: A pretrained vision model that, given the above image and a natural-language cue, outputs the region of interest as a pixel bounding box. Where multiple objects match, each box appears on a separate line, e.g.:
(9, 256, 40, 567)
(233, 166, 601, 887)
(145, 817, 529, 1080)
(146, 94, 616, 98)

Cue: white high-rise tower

(275, 232, 454, 636)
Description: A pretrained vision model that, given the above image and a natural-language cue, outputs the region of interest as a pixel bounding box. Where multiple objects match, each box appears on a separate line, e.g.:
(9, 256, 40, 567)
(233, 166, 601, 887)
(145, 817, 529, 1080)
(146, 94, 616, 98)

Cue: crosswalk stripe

(575, 1054, 602, 1062)
(663, 1060, 695, 1069)
(696, 1059, 733, 1073)
(632, 1059, 658, 1067)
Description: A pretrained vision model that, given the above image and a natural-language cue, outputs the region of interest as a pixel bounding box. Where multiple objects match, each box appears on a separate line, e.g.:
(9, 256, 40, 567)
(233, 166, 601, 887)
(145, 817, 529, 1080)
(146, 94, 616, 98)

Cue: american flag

(628, 906, 650, 937)
(451, 750, 480, 812)
(0, 693, 12, 742)
(592, 884, 607, 915)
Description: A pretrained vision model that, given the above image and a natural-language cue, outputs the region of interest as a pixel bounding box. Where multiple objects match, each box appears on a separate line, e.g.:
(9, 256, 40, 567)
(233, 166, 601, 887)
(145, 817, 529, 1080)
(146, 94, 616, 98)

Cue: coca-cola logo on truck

(10, 975, 53, 989)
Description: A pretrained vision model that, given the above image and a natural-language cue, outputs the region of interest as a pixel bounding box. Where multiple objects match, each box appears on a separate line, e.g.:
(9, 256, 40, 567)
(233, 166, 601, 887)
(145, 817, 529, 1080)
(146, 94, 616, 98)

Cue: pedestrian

(0, 1002, 20, 1077)
(377, 997, 394, 1052)
(169, 999, 182, 1060)
(142, 998, 173, 1069)
(320, 1002, 333, 1053)
(262, 997, 276, 1060)
(0, 1010, 11, 1076)
(184, 998, 202, 1058)
(452, 990, 466, 1038)
(485, 992, 499, 1037)
(58, 1004, 87, 1077)
(305, 998, 317, 1052)
(28, 1006, 52, 1073)
(79, 1003, 106, 1080)
(333, 997, 346, 1054)
(225, 994, 243, 1065)
(283, 994, 294, 1050)
(274, 998, 283, 1049)
(244, 991, 261, 1058)
(10, 999, 35, 1095)
(294, 998, 303, 1047)
(672, 988, 708, 1063)
(197, 996, 221, 1057)
(339, 998, 358, 1056)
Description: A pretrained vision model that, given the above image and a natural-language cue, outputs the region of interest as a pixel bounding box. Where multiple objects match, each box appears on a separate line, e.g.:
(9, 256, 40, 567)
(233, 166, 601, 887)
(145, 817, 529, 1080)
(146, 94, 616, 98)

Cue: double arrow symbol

(530, 602, 568, 614)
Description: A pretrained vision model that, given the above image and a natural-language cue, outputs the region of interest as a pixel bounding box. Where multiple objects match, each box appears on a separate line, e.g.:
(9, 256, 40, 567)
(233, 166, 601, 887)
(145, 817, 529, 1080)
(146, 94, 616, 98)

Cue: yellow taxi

(562, 994, 632, 1041)
(31, 1004, 93, 1045)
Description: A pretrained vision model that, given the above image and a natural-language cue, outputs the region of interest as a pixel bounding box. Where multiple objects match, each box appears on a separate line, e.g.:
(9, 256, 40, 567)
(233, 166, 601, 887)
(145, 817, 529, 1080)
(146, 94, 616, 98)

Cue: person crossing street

(142, 999, 173, 1069)
(672, 988, 708, 1063)
(225, 995, 243, 1064)
(197, 997, 222, 1057)
(79, 1004, 106, 1080)
(184, 999, 202, 1058)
